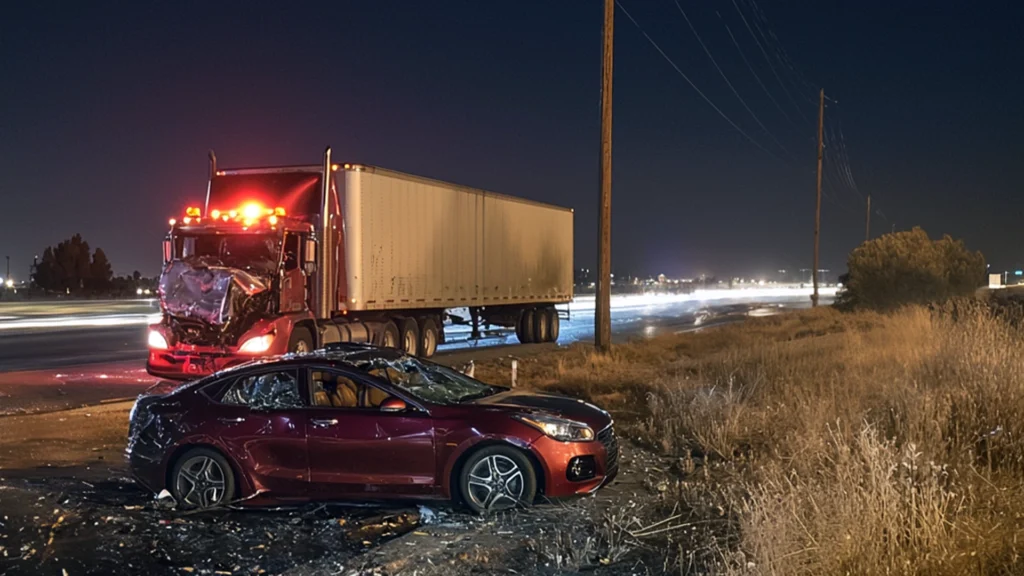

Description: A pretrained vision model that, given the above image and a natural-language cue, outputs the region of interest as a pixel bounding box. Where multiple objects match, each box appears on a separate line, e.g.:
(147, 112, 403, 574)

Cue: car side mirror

(380, 397, 407, 412)
(162, 239, 172, 264)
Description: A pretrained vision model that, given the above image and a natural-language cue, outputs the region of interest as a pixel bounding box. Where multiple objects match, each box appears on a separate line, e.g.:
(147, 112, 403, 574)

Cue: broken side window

(221, 370, 303, 410)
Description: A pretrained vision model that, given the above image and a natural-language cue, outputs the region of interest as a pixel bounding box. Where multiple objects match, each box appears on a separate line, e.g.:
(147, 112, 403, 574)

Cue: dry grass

(474, 303, 1024, 575)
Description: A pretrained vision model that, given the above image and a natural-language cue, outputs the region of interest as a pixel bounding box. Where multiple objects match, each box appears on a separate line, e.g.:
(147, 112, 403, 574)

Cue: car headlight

(514, 414, 595, 442)
(147, 330, 168, 350)
(238, 333, 274, 354)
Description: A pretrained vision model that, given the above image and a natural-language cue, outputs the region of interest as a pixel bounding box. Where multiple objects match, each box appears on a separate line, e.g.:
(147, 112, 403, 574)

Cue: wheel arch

(163, 442, 249, 500)
(291, 319, 318, 348)
(445, 438, 547, 502)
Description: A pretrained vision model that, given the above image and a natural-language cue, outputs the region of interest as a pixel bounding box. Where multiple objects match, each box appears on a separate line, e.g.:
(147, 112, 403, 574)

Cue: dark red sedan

(127, 344, 618, 513)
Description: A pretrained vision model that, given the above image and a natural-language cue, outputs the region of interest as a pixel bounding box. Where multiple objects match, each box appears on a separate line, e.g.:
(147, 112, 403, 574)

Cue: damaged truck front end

(147, 222, 313, 380)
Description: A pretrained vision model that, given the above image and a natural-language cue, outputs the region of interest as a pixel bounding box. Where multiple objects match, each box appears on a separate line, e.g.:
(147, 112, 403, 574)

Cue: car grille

(598, 425, 619, 477)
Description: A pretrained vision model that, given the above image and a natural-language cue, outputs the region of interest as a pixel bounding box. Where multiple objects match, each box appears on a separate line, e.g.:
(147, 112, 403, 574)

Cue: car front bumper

(531, 425, 619, 497)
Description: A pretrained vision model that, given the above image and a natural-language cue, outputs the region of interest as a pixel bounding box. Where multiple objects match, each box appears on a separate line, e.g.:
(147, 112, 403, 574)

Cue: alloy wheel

(466, 454, 525, 511)
(176, 455, 227, 508)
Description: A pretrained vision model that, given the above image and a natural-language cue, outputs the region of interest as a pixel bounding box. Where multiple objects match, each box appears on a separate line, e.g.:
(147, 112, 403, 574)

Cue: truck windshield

(175, 234, 280, 274)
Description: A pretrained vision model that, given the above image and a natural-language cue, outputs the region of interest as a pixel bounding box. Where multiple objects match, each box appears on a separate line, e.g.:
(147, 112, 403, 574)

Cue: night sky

(2, 1, 1022, 281)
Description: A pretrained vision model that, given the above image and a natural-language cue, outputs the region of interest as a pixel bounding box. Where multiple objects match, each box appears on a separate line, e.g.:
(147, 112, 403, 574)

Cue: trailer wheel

(381, 321, 400, 349)
(288, 326, 314, 354)
(516, 309, 535, 344)
(533, 308, 551, 343)
(418, 317, 440, 357)
(398, 318, 420, 355)
(547, 308, 560, 343)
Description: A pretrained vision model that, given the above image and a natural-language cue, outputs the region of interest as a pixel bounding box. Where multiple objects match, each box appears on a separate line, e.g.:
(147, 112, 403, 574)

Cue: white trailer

(340, 166, 574, 311)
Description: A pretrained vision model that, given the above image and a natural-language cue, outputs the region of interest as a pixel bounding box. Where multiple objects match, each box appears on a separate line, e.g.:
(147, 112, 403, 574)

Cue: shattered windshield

(335, 351, 499, 405)
(175, 233, 280, 275)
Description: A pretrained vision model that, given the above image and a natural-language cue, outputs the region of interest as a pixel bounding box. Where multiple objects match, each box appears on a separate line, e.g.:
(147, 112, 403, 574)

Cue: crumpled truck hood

(158, 260, 268, 326)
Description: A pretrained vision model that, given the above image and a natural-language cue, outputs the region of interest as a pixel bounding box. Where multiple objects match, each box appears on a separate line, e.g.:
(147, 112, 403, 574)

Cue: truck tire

(533, 308, 550, 343)
(381, 321, 400, 349)
(288, 326, 314, 354)
(516, 309, 535, 344)
(398, 318, 420, 355)
(418, 317, 440, 358)
(547, 308, 560, 343)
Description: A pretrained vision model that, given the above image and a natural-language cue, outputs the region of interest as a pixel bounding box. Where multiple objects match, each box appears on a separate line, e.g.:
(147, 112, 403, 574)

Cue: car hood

(470, 390, 612, 431)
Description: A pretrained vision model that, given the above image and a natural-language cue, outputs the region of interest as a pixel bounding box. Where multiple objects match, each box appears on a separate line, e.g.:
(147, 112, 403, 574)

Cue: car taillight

(238, 334, 274, 354)
(147, 330, 168, 350)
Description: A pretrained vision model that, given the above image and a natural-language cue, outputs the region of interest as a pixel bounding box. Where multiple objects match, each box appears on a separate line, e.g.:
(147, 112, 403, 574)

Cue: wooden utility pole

(864, 194, 871, 242)
(596, 0, 614, 352)
(812, 88, 824, 307)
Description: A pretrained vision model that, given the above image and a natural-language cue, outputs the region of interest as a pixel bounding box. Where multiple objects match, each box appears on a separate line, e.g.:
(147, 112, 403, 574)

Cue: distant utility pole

(4, 256, 8, 282)
(864, 194, 871, 242)
(595, 0, 614, 352)
(811, 88, 824, 307)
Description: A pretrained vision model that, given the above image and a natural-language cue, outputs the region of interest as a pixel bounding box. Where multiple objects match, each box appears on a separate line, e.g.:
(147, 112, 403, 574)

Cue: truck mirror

(304, 239, 316, 263)
(162, 239, 172, 264)
(303, 239, 317, 274)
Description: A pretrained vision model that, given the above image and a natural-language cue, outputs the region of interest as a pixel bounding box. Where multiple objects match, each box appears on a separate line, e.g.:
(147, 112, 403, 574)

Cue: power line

(745, 0, 820, 106)
(720, 19, 798, 128)
(731, 0, 813, 125)
(616, 1, 785, 162)
(672, 0, 794, 158)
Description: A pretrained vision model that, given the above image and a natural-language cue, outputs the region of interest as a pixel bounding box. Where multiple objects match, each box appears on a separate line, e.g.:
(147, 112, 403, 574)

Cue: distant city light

(136, 288, 143, 295)
(4, 279, 12, 288)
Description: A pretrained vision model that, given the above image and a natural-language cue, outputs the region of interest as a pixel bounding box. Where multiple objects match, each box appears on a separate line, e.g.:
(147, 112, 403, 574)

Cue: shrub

(836, 227, 985, 310)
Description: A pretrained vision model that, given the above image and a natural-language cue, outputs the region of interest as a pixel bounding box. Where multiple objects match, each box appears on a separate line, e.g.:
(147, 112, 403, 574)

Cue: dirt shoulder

(0, 401, 130, 470)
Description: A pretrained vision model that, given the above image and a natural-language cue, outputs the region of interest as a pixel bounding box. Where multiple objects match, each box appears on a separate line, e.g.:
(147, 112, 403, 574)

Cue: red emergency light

(169, 202, 286, 228)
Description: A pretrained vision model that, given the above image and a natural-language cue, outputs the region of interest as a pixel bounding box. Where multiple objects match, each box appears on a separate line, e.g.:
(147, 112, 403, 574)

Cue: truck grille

(598, 425, 619, 477)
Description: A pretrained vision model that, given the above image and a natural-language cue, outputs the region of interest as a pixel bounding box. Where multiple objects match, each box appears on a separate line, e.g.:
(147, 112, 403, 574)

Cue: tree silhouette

(32, 235, 116, 294)
(90, 248, 113, 290)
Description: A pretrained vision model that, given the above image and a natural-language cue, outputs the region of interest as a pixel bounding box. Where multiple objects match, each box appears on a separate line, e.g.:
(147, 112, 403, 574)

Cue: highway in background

(0, 289, 835, 414)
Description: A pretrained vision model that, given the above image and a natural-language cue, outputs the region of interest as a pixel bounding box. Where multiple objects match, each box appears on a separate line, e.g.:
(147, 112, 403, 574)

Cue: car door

(305, 367, 436, 499)
(212, 367, 309, 499)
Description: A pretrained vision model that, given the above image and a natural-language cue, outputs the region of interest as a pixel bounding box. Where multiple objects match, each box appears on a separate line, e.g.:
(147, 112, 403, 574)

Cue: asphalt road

(0, 290, 834, 415)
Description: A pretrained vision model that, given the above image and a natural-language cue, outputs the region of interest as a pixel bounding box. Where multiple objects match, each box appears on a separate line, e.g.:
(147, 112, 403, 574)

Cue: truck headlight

(514, 414, 594, 442)
(147, 330, 168, 350)
(238, 333, 274, 354)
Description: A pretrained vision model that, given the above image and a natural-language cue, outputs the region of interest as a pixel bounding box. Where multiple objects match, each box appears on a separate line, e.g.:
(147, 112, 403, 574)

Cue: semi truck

(146, 147, 574, 379)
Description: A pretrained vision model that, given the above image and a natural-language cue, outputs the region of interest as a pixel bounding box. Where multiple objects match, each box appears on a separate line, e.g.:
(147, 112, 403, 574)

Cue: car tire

(398, 317, 420, 355)
(547, 308, 560, 343)
(380, 320, 401, 349)
(533, 308, 551, 343)
(170, 447, 236, 510)
(458, 445, 537, 514)
(516, 309, 535, 344)
(418, 316, 440, 357)
(288, 326, 314, 354)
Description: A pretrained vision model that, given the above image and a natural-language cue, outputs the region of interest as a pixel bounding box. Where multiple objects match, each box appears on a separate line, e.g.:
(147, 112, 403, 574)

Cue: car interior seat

(365, 385, 390, 407)
(310, 372, 332, 407)
(334, 377, 359, 408)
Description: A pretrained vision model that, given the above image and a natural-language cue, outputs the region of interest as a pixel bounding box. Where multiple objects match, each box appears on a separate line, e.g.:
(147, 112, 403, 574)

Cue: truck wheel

(516, 309, 535, 344)
(398, 318, 420, 355)
(381, 321, 400, 349)
(418, 317, 440, 357)
(547, 308, 560, 343)
(288, 326, 314, 354)
(533, 308, 550, 343)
